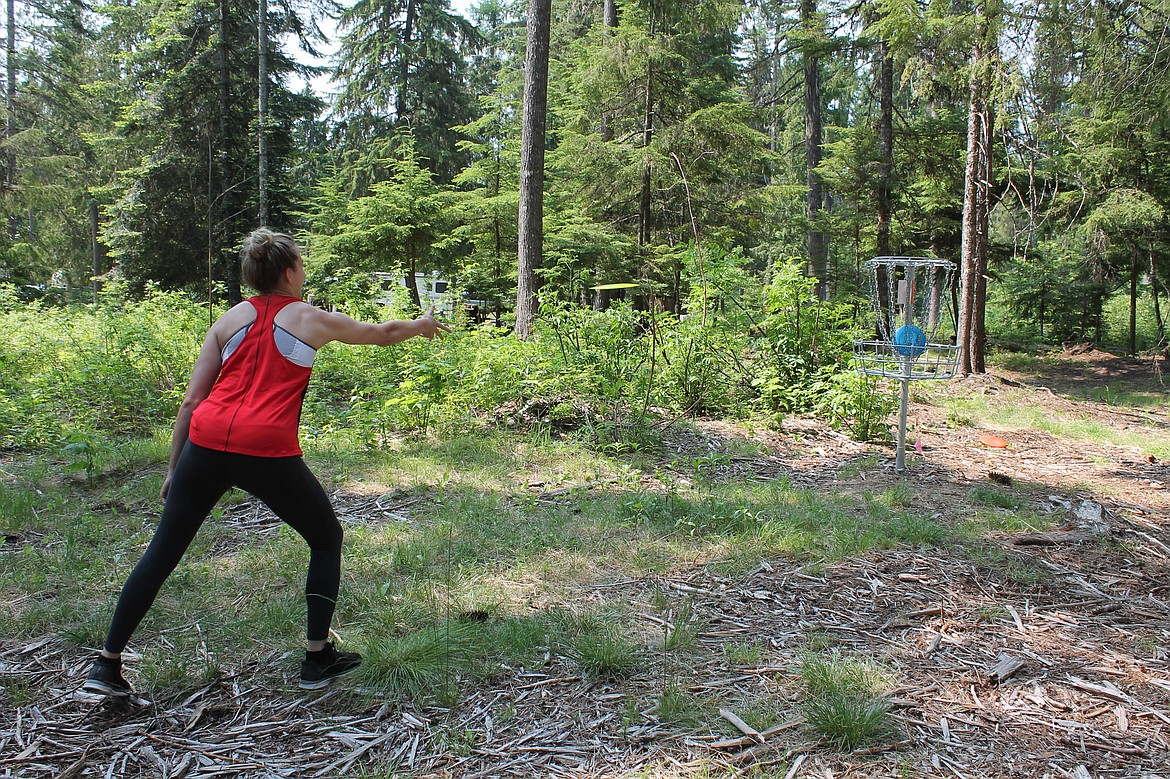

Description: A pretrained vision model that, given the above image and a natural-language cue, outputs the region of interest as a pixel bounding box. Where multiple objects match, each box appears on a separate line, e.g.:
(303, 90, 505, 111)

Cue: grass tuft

(358, 622, 474, 701)
(799, 653, 896, 750)
(966, 485, 1021, 509)
(564, 630, 642, 680)
(140, 649, 220, 699)
(655, 684, 705, 727)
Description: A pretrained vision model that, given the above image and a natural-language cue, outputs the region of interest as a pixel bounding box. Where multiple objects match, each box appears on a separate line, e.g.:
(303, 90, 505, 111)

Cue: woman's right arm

(297, 305, 451, 348)
(160, 329, 224, 500)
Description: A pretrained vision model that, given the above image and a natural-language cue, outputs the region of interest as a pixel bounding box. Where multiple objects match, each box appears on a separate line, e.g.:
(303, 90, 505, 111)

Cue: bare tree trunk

(599, 0, 619, 141)
(871, 39, 894, 337)
(4, 0, 15, 209)
(972, 221, 988, 371)
(603, 0, 618, 28)
(404, 258, 421, 310)
(876, 41, 893, 258)
(90, 199, 103, 298)
(801, 0, 827, 300)
(1129, 248, 1139, 355)
(515, 0, 552, 339)
(958, 2, 994, 375)
(1150, 248, 1166, 353)
(594, 0, 619, 296)
(257, 0, 269, 226)
(219, 0, 242, 303)
(638, 59, 653, 248)
(637, 8, 656, 251)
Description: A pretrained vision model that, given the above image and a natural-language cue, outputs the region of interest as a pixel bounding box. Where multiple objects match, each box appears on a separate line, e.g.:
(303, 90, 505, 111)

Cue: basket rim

(852, 340, 960, 380)
(863, 256, 956, 270)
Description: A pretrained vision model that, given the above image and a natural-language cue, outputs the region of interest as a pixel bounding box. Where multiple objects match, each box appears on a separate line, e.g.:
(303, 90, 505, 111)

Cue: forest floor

(3, 348, 1169, 779)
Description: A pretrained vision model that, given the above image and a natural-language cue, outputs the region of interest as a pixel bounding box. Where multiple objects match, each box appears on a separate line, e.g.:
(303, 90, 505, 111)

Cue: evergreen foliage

(0, 0, 1168, 398)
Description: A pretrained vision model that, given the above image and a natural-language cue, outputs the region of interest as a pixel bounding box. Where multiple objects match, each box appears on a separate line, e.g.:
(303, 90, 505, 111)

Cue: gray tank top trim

(220, 320, 315, 368)
(221, 323, 251, 363)
(274, 324, 317, 368)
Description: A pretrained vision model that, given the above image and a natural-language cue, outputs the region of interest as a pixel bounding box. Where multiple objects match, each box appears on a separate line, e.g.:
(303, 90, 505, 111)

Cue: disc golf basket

(853, 257, 959, 473)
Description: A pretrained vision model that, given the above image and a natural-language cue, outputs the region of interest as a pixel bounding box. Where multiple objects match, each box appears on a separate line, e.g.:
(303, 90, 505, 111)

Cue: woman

(84, 229, 450, 696)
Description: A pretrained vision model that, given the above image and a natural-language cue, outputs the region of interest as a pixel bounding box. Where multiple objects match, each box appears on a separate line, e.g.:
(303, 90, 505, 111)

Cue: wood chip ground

(3, 361, 1168, 778)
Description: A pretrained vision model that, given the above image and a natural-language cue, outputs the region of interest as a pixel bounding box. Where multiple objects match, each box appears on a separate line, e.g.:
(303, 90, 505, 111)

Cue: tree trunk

(876, 40, 893, 258)
(404, 259, 421, 310)
(257, 0, 269, 226)
(801, 0, 827, 300)
(1129, 248, 1139, 355)
(396, 0, 418, 124)
(4, 0, 15, 208)
(603, 0, 618, 28)
(219, 0, 242, 303)
(1150, 247, 1167, 353)
(599, 0, 619, 141)
(957, 2, 994, 375)
(595, 0, 619, 300)
(872, 39, 894, 339)
(515, 0, 552, 340)
(638, 10, 655, 250)
(90, 199, 103, 298)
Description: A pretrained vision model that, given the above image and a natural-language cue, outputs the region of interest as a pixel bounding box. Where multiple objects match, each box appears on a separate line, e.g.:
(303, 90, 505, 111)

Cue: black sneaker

(299, 642, 362, 690)
(83, 655, 132, 697)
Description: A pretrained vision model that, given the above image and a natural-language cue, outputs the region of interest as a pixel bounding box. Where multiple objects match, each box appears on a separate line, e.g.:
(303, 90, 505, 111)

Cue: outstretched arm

(294, 305, 451, 348)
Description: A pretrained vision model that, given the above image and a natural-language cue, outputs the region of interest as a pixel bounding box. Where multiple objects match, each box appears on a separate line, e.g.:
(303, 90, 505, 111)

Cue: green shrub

(810, 370, 897, 442)
(0, 286, 204, 447)
(1, 248, 879, 453)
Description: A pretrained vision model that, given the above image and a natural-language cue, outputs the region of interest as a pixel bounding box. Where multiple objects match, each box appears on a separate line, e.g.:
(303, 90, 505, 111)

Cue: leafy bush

(0, 285, 202, 448)
(1, 246, 882, 452)
(750, 260, 861, 414)
(809, 370, 897, 441)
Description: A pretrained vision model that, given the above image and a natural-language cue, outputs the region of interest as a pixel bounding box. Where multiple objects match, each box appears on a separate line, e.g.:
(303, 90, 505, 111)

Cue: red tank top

(189, 295, 312, 457)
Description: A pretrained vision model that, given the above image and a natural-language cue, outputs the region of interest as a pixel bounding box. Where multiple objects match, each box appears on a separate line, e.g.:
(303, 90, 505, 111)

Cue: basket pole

(895, 272, 917, 474)
(897, 365, 910, 473)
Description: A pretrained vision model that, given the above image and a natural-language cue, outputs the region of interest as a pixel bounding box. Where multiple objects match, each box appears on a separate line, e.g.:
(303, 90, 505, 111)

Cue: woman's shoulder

(212, 300, 259, 335)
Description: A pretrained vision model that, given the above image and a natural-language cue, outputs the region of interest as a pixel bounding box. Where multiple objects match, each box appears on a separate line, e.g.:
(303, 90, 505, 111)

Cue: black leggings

(103, 442, 343, 653)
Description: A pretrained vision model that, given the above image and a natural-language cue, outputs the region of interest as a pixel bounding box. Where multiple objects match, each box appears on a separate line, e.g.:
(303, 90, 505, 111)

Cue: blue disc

(893, 324, 927, 358)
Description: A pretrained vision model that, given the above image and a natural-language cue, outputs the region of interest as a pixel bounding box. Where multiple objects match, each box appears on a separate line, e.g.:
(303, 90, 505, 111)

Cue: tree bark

(599, 0, 619, 141)
(872, 37, 894, 336)
(603, 0, 618, 28)
(404, 259, 421, 310)
(801, 0, 827, 300)
(4, 0, 15, 206)
(515, 0, 552, 339)
(876, 40, 893, 258)
(90, 199, 103, 298)
(637, 9, 656, 250)
(958, 2, 994, 375)
(1150, 247, 1167, 353)
(257, 0, 269, 226)
(218, 0, 242, 303)
(638, 59, 653, 248)
(1129, 248, 1139, 355)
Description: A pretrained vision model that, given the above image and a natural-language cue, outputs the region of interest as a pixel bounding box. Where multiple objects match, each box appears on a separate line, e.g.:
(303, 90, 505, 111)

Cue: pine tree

(334, 0, 479, 185)
(101, 0, 323, 298)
